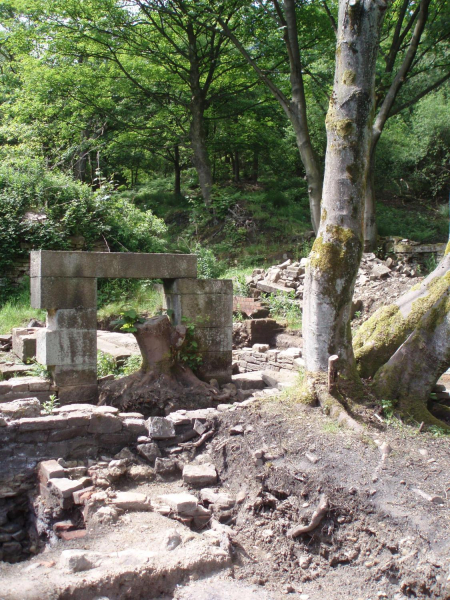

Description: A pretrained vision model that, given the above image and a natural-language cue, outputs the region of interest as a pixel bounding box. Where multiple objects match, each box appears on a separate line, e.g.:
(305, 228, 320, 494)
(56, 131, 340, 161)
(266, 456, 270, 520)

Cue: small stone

(418, 448, 428, 457)
(59, 550, 101, 573)
(59, 529, 87, 541)
(305, 452, 319, 464)
(158, 493, 198, 516)
(299, 555, 312, 569)
(127, 464, 156, 482)
(155, 457, 181, 476)
(137, 442, 161, 463)
(230, 424, 244, 435)
(161, 529, 182, 551)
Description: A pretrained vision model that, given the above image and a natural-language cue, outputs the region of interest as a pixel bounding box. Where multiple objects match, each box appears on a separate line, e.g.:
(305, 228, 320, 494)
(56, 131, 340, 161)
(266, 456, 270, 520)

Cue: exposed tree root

(98, 314, 219, 417)
(287, 494, 329, 538)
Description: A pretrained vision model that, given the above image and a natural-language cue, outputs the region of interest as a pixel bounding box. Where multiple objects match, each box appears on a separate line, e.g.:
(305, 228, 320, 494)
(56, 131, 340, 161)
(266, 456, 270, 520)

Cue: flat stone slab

(0, 397, 41, 419)
(158, 493, 199, 516)
(261, 370, 297, 390)
(97, 331, 140, 360)
(49, 478, 87, 499)
(183, 464, 218, 487)
(111, 492, 152, 511)
(232, 371, 266, 390)
(0, 363, 30, 380)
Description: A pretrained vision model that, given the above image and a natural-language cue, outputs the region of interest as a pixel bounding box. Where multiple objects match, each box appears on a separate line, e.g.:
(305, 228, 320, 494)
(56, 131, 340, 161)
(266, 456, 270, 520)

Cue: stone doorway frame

(30, 251, 232, 404)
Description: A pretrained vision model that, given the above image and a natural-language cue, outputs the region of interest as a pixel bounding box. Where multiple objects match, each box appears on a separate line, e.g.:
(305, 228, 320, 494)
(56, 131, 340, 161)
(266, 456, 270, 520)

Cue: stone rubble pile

(246, 252, 422, 303)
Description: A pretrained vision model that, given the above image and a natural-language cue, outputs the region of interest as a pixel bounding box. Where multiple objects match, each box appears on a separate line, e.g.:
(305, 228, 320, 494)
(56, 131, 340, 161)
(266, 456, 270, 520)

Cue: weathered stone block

(12, 328, 38, 362)
(164, 278, 232, 296)
(57, 384, 99, 406)
(112, 492, 152, 511)
(31, 276, 97, 309)
(36, 328, 97, 366)
(232, 371, 266, 390)
(158, 492, 198, 515)
(122, 418, 146, 435)
(30, 250, 197, 279)
(137, 442, 161, 463)
(49, 477, 87, 499)
(39, 460, 65, 482)
(47, 308, 97, 330)
(88, 413, 122, 434)
(147, 416, 176, 439)
(193, 327, 232, 353)
(0, 398, 41, 419)
(50, 365, 97, 387)
(18, 415, 68, 431)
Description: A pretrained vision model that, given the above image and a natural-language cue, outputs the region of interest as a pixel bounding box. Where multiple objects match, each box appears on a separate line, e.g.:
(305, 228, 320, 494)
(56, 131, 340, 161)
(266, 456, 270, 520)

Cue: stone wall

(0, 401, 146, 498)
(233, 344, 304, 374)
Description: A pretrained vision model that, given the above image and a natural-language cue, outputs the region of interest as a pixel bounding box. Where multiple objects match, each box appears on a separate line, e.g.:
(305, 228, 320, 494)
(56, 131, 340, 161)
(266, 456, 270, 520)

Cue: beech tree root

(287, 494, 329, 538)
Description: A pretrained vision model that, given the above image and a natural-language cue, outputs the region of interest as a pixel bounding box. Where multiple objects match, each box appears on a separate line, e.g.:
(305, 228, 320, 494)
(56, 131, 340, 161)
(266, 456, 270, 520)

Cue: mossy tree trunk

(373, 286, 450, 429)
(303, 0, 386, 379)
(354, 252, 450, 378)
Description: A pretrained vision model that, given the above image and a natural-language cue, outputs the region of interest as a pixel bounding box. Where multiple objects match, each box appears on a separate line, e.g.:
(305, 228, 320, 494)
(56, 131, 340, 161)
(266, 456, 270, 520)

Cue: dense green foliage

(0, 0, 448, 305)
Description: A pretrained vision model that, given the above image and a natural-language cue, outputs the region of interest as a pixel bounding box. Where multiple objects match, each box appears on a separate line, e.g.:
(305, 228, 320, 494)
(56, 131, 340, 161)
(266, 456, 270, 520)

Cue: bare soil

(202, 397, 450, 600)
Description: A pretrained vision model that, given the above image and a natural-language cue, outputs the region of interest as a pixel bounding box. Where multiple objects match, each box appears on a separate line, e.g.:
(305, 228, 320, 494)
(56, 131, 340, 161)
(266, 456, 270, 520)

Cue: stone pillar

(163, 279, 233, 384)
(31, 276, 98, 404)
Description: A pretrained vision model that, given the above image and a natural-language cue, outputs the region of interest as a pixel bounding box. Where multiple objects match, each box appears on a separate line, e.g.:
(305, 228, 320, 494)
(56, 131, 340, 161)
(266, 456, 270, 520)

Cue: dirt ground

(4, 394, 448, 600)
(194, 397, 450, 600)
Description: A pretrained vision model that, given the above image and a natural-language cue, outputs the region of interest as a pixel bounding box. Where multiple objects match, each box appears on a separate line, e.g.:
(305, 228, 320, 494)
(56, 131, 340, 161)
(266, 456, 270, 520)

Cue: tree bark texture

(303, 0, 386, 376)
(98, 315, 218, 416)
(354, 252, 450, 378)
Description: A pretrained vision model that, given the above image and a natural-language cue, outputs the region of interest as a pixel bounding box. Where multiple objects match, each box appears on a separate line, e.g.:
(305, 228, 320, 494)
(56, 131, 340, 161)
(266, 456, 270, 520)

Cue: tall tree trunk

(283, 0, 322, 233)
(233, 151, 240, 183)
(251, 149, 259, 182)
(174, 145, 181, 197)
(188, 25, 213, 206)
(189, 97, 213, 205)
(303, 0, 386, 378)
(363, 150, 377, 251)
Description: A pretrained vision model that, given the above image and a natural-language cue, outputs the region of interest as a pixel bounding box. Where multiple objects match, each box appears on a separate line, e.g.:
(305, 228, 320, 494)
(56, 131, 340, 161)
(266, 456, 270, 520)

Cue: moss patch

(342, 69, 356, 85)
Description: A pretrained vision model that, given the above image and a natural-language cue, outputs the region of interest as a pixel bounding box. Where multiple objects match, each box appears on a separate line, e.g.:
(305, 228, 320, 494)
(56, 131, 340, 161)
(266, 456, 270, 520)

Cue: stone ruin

(1, 250, 233, 405)
(0, 250, 237, 574)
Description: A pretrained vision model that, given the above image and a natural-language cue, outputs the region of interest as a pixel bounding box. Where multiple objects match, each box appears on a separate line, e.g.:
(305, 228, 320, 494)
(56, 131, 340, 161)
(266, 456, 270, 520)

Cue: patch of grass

(97, 281, 163, 323)
(263, 291, 302, 331)
(377, 202, 448, 243)
(0, 286, 45, 334)
(322, 420, 341, 434)
(97, 351, 143, 379)
(221, 266, 254, 296)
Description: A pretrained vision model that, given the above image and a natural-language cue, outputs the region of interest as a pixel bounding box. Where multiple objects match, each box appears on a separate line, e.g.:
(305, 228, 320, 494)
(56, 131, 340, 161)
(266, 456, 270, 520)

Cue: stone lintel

(30, 250, 197, 279)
